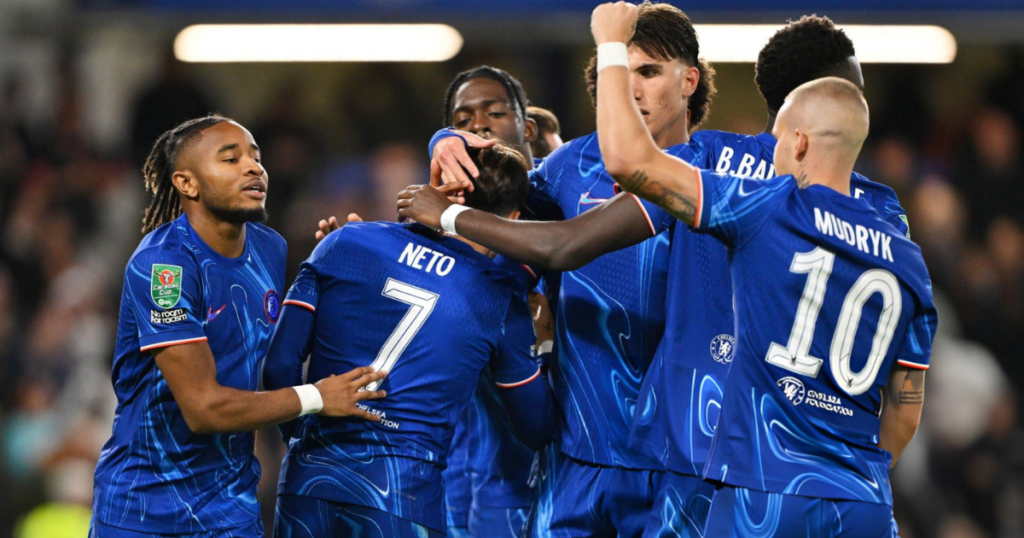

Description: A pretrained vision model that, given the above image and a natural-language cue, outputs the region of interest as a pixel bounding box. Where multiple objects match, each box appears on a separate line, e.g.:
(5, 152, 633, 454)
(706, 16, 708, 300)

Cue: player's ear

(794, 129, 809, 163)
(506, 209, 522, 221)
(681, 64, 700, 99)
(172, 170, 200, 200)
(523, 118, 538, 143)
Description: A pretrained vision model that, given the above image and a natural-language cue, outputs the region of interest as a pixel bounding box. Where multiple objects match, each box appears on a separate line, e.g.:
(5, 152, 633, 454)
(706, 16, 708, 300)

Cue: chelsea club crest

(264, 290, 281, 324)
(710, 334, 735, 364)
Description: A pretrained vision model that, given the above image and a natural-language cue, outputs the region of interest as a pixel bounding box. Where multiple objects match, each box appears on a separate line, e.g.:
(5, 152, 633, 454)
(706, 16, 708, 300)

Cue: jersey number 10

(362, 278, 439, 392)
(766, 247, 902, 396)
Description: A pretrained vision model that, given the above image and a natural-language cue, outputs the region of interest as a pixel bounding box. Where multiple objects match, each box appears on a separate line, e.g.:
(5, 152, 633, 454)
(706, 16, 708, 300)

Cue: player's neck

(651, 116, 690, 149)
(184, 209, 247, 258)
(797, 160, 853, 196)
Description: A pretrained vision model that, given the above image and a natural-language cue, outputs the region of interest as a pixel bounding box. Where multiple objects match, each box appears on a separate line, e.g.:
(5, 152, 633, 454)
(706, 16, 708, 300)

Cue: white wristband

(597, 42, 629, 72)
(440, 205, 472, 235)
(292, 384, 324, 416)
(537, 340, 554, 355)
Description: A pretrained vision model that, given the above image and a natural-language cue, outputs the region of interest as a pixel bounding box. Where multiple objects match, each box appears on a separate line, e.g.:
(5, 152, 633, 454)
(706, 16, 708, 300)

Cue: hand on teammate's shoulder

(314, 213, 364, 241)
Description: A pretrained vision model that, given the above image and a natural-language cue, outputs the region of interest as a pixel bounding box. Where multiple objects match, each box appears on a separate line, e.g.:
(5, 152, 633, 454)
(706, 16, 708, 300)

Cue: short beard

(207, 202, 269, 225)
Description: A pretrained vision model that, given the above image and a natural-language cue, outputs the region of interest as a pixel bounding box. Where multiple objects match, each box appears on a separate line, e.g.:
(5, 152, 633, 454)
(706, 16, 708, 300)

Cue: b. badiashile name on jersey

(715, 147, 775, 180)
(398, 242, 455, 276)
(814, 208, 894, 262)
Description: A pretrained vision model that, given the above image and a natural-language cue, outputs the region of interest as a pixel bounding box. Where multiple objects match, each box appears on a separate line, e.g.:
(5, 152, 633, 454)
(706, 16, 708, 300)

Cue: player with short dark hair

(265, 142, 554, 538)
(527, 106, 563, 158)
(441, 66, 544, 538)
(755, 15, 858, 119)
(91, 116, 386, 538)
(590, 5, 934, 534)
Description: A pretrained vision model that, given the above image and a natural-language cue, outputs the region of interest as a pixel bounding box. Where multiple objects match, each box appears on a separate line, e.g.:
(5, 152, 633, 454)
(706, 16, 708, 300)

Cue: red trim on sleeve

(627, 194, 658, 237)
(495, 367, 541, 389)
(519, 264, 538, 280)
(693, 168, 704, 228)
(897, 360, 929, 371)
(283, 299, 316, 312)
(140, 336, 208, 353)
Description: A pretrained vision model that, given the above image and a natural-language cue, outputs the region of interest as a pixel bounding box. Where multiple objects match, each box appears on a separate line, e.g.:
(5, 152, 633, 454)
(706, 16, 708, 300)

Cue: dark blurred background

(1, 1, 1023, 537)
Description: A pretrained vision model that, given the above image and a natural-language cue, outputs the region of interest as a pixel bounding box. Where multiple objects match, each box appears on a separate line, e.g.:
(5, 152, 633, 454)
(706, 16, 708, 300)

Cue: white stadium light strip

(174, 24, 463, 63)
(694, 24, 956, 64)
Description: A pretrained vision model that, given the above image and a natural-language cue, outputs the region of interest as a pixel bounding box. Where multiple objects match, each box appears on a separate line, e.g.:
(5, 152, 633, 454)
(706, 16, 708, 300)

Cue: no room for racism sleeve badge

(151, 264, 183, 309)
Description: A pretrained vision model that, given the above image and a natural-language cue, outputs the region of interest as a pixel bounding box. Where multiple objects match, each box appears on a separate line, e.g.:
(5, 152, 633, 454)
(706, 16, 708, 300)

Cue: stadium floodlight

(174, 24, 464, 62)
(694, 24, 957, 64)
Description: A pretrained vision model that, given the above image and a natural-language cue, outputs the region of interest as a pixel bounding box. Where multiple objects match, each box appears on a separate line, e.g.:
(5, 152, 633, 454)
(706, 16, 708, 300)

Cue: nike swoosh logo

(207, 304, 226, 322)
(580, 192, 610, 205)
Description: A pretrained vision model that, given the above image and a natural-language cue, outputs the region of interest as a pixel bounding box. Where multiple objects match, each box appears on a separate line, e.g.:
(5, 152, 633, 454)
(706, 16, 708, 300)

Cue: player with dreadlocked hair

(92, 116, 387, 538)
(141, 115, 227, 233)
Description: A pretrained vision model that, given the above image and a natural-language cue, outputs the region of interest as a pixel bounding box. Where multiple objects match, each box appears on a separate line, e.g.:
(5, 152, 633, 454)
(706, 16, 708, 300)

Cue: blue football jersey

(443, 415, 472, 529)
(529, 132, 696, 469)
(445, 255, 538, 525)
(92, 214, 286, 534)
(693, 171, 936, 504)
(630, 130, 910, 477)
(272, 222, 541, 532)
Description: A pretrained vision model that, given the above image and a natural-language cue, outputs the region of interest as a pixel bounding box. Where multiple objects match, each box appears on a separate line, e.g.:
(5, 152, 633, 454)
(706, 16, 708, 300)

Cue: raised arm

(592, 2, 702, 225)
(879, 364, 926, 467)
(397, 185, 654, 271)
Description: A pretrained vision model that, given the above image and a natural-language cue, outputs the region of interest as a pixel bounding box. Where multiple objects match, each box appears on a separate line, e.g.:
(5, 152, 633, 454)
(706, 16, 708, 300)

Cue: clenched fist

(591, 2, 639, 45)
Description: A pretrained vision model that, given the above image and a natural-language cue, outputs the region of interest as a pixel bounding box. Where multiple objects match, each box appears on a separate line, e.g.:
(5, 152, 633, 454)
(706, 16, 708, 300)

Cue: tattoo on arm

(619, 169, 698, 224)
(890, 369, 924, 405)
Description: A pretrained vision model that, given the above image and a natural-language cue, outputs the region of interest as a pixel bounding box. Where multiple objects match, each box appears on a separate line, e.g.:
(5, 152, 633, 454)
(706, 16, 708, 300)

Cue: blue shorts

(704, 484, 897, 538)
(470, 505, 529, 538)
(273, 495, 444, 538)
(90, 519, 262, 538)
(448, 526, 471, 538)
(525, 445, 655, 538)
(642, 471, 714, 538)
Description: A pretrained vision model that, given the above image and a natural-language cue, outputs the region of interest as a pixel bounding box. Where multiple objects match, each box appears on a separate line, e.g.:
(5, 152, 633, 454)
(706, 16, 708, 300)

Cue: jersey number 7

(362, 278, 439, 392)
(766, 247, 902, 396)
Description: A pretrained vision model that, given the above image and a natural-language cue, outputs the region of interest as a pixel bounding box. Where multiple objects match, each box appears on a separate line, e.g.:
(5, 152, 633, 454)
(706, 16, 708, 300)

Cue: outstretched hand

(430, 130, 496, 191)
(396, 183, 465, 230)
(314, 366, 388, 421)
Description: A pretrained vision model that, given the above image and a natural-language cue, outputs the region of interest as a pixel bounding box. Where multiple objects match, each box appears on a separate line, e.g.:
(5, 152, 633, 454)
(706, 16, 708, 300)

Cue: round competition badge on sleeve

(264, 290, 281, 323)
(151, 264, 183, 309)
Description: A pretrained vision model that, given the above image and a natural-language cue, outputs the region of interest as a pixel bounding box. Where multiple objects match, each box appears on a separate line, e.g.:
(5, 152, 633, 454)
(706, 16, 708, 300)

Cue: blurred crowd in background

(1, 11, 1024, 538)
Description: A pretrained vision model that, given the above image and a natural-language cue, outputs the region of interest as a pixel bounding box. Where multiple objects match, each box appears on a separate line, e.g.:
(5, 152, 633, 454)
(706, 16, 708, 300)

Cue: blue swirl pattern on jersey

(693, 172, 936, 505)
(270, 223, 541, 532)
(529, 132, 687, 469)
(629, 130, 911, 479)
(703, 484, 898, 538)
(92, 215, 286, 534)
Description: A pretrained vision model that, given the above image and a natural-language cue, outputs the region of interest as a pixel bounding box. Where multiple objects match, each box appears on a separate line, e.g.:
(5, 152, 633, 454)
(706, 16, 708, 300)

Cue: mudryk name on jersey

(814, 208, 895, 262)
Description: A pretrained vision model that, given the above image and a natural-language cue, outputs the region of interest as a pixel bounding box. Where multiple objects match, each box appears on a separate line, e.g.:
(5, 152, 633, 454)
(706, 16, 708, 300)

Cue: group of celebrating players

(88, 2, 937, 537)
